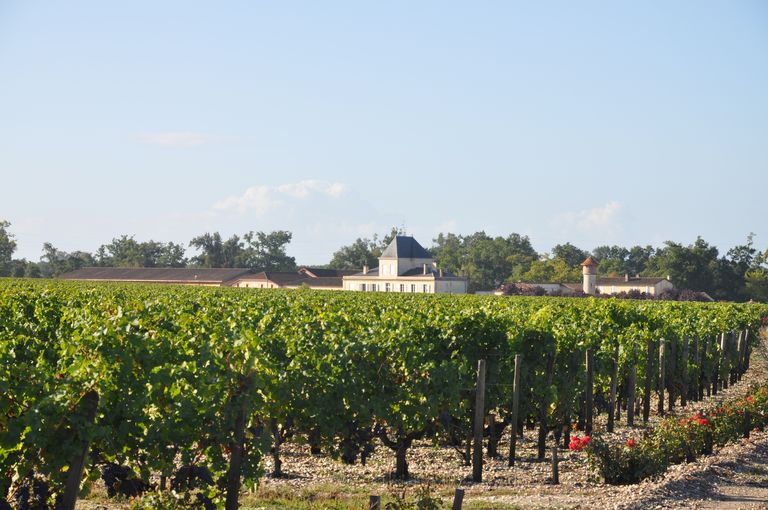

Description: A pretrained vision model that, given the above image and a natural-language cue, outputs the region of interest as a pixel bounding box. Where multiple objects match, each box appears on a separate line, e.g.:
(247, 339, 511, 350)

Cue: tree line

(1, 220, 767, 301)
(0, 221, 296, 278)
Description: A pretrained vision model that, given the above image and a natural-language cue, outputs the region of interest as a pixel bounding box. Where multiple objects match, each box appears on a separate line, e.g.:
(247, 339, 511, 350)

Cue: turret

(581, 256, 598, 295)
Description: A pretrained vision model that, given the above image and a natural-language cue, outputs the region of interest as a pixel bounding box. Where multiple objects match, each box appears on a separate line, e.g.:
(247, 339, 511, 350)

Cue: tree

(592, 245, 630, 276)
(41, 243, 96, 277)
(431, 233, 465, 275)
(521, 255, 581, 283)
(158, 242, 187, 267)
(647, 238, 719, 293)
(97, 236, 188, 267)
(327, 228, 402, 270)
(551, 243, 590, 268)
(328, 238, 380, 270)
(0, 220, 18, 276)
(240, 231, 296, 271)
(189, 233, 243, 268)
(744, 246, 768, 302)
(431, 231, 538, 291)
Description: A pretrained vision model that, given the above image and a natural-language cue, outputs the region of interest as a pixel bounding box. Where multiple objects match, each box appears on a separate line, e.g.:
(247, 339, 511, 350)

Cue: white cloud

(553, 201, 623, 232)
(213, 180, 347, 216)
(277, 180, 346, 199)
(136, 132, 220, 148)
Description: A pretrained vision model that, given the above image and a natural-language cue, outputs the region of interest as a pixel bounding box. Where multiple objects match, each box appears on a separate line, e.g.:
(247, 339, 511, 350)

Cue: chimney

(439, 268, 444, 278)
(363, 264, 369, 275)
(422, 263, 428, 275)
(624, 274, 630, 282)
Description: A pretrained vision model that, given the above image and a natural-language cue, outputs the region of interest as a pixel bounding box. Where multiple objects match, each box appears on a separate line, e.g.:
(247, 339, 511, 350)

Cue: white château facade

(342, 236, 468, 294)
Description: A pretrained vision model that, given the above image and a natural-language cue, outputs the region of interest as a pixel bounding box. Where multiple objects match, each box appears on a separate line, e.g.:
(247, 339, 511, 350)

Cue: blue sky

(2, 1, 767, 264)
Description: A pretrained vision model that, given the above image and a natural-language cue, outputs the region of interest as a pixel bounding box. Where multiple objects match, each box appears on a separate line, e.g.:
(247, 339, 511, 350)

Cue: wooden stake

(508, 354, 521, 467)
(627, 359, 636, 427)
(658, 339, 665, 417)
(607, 344, 619, 432)
(551, 446, 559, 484)
(693, 335, 701, 401)
(668, 337, 676, 412)
(472, 359, 486, 483)
(452, 488, 465, 510)
(225, 377, 252, 510)
(643, 339, 653, 423)
(369, 496, 381, 510)
(681, 335, 689, 407)
(61, 391, 99, 510)
(585, 349, 594, 436)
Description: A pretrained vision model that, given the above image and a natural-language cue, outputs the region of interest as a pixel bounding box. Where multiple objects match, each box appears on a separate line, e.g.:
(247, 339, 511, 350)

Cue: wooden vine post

(693, 335, 701, 401)
(508, 354, 521, 467)
(720, 333, 728, 390)
(369, 495, 381, 510)
(607, 344, 619, 432)
(627, 351, 637, 427)
(225, 374, 253, 510)
(730, 330, 736, 383)
(472, 359, 486, 483)
(681, 335, 689, 407)
(62, 390, 100, 510)
(735, 331, 744, 381)
(743, 329, 751, 372)
(551, 446, 559, 484)
(585, 349, 594, 436)
(658, 339, 665, 417)
(643, 339, 653, 423)
(452, 489, 465, 510)
(712, 335, 719, 396)
(668, 337, 676, 412)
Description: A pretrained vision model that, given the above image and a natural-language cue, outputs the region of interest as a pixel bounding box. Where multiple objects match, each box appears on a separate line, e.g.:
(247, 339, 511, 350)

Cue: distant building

(59, 267, 253, 286)
(59, 266, 355, 290)
(579, 256, 675, 296)
(499, 256, 675, 297)
(342, 236, 468, 294)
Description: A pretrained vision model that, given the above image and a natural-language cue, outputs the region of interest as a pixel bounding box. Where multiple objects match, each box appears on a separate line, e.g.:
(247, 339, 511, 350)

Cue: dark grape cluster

(100, 463, 148, 498)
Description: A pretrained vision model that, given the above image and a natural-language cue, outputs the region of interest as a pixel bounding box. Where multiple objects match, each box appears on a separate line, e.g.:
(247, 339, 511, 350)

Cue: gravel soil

(78, 329, 768, 509)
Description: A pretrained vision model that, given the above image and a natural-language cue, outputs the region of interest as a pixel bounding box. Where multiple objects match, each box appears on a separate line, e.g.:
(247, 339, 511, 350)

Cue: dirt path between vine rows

(612, 330, 768, 510)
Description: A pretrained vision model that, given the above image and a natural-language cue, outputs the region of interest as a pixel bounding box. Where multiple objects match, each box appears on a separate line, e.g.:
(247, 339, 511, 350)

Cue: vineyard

(1, 280, 767, 509)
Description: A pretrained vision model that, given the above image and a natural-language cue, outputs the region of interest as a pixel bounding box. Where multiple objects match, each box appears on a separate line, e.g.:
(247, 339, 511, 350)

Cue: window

(360, 283, 366, 291)
(423, 284, 429, 293)
(399, 284, 405, 292)
(385, 283, 391, 292)
(411, 284, 416, 293)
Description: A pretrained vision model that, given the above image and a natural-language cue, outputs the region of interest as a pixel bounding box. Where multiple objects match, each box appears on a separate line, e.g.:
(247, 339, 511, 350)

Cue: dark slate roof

(59, 267, 252, 283)
(380, 236, 431, 259)
(298, 267, 358, 278)
(598, 277, 670, 285)
(236, 271, 309, 285)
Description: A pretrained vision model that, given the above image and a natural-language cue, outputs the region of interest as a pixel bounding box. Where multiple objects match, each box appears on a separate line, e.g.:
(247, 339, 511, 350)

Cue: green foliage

(586, 385, 768, 484)
(384, 485, 445, 510)
(0, 279, 766, 504)
(0, 220, 17, 276)
(431, 231, 538, 291)
(327, 227, 402, 270)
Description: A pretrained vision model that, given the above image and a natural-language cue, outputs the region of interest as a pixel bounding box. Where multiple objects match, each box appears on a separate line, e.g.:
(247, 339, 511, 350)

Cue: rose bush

(584, 384, 768, 484)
